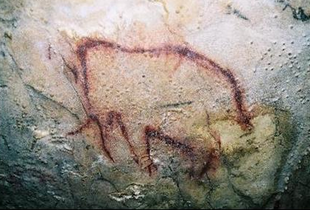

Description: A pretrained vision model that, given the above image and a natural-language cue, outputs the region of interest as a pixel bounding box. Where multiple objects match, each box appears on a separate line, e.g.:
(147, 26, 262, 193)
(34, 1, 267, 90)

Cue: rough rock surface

(0, 0, 310, 209)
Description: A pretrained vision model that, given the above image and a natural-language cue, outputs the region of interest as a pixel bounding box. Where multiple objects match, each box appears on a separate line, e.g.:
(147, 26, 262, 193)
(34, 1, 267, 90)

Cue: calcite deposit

(0, 0, 310, 209)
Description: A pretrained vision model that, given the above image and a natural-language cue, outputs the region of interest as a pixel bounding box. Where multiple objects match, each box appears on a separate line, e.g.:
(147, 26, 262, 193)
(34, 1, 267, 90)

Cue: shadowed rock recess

(0, 0, 310, 209)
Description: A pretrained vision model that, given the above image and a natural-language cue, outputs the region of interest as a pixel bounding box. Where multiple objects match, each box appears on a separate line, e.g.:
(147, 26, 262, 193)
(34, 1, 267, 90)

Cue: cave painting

(65, 38, 253, 178)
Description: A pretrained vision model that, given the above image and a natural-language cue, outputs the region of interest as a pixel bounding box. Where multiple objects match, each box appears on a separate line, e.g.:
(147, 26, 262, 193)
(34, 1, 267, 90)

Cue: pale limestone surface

(0, 0, 310, 208)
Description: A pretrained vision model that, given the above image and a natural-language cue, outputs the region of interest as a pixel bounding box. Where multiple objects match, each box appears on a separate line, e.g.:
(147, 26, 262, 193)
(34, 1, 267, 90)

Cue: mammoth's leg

(67, 113, 115, 162)
(142, 125, 196, 176)
(105, 111, 139, 164)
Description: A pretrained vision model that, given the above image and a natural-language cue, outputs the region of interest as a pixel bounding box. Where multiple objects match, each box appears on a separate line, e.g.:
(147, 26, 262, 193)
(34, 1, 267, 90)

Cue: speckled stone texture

(0, 0, 310, 209)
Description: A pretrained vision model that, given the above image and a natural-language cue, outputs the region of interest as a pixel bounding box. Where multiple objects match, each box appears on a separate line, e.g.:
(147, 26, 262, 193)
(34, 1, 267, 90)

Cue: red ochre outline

(67, 37, 253, 177)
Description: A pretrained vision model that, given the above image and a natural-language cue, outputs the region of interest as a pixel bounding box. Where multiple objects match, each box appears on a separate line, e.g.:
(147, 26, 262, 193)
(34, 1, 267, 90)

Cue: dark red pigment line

(68, 111, 139, 163)
(144, 126, 220, 178)
(91, 114, 115, 162)
(105, 111, 139, 164)
(67, 118, 92, 136)
(199, 148, 220, 178)
(76, 38, 252, 129)
(48, 44, 52, 60)
(61, 56, 79, 83)
(144, 126, 195, 157)
(144, 126, 196, 176)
